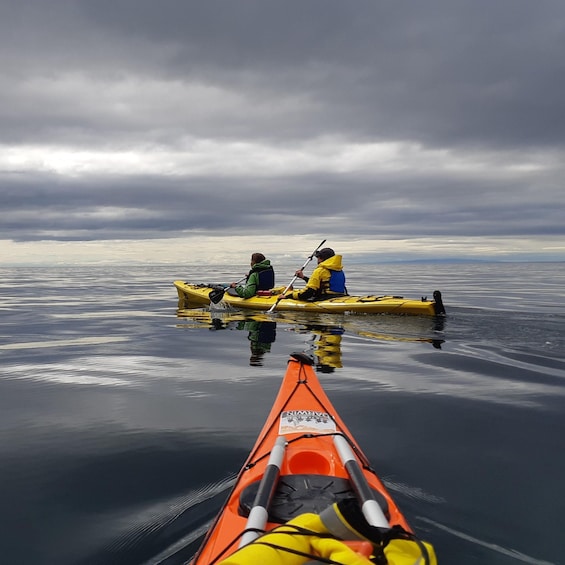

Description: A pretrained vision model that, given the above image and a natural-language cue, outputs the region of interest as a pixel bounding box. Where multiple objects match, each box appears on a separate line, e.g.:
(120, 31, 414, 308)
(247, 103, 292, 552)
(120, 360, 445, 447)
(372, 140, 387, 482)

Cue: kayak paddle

(267, 239, 326, 314)
(209, 276, 246, 304)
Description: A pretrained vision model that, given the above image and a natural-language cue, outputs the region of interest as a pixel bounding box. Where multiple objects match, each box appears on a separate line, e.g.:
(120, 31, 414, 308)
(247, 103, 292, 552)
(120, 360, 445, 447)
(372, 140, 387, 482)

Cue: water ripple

(417, 517, 555, 564)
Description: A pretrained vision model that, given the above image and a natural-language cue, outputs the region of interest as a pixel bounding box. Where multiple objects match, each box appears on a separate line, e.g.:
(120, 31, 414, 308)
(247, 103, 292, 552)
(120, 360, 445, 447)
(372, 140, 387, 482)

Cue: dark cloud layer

(1, 0, 564, 261)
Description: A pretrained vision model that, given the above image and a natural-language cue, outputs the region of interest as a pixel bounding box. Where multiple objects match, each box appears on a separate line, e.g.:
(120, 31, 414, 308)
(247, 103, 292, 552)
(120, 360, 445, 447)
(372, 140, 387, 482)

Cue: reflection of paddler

(309, 326, 344, 372)
(238, 320, 277, 366)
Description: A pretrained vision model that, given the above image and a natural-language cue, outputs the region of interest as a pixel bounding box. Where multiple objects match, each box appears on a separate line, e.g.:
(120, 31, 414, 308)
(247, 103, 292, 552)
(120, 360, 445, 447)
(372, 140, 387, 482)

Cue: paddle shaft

(240, 436, 287, 547)
(230, 276, 247, 288)
(333, 434, 390, 528)
(267, 239, 326, 313)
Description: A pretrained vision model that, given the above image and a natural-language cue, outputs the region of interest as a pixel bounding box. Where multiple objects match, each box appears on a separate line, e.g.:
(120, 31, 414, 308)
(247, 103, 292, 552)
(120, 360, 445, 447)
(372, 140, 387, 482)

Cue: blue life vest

(328, 270, 346, 293)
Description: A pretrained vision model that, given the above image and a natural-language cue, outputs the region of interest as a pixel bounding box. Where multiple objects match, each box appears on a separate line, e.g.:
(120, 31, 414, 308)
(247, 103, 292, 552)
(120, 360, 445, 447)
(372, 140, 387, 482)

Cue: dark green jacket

(234, 259, 275, 298)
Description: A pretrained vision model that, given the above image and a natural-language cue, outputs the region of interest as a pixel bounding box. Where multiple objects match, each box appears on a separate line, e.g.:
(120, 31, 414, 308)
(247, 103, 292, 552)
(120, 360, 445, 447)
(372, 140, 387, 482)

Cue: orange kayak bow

(191, 353, 416, 565)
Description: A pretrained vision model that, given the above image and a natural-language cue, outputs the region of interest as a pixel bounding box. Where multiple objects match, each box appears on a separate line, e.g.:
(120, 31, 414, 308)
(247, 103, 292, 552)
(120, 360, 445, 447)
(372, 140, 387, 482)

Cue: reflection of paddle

(209, 276, 246, 304)
(267, 239, 326, 314)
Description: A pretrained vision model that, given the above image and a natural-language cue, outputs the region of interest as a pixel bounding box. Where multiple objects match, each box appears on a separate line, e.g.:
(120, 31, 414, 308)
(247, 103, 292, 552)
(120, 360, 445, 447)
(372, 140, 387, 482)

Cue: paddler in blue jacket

(280, 247, 347, 301)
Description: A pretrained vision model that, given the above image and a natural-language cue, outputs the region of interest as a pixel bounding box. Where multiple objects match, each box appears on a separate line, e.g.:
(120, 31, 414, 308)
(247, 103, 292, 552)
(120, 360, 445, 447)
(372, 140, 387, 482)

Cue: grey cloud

(2, 1, 564, 148)
(1, 0, 564, 259)
(1, 168, 561, 242)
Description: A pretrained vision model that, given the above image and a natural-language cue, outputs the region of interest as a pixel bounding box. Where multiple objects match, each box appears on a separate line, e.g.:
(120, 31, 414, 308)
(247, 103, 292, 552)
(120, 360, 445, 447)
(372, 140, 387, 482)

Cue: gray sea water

(0, 262, 564, 565)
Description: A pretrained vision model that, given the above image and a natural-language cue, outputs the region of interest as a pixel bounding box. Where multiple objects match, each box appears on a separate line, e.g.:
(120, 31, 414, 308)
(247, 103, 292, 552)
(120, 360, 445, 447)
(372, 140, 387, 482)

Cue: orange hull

(191, 353, 412, 565)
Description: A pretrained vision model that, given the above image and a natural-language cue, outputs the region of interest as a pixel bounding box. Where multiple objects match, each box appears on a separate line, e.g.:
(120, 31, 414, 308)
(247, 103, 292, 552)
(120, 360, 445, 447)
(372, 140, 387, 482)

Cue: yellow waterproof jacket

(218, 512, 371, 565)
(217, 511, 437, 565)
(287, 255, 345, 300)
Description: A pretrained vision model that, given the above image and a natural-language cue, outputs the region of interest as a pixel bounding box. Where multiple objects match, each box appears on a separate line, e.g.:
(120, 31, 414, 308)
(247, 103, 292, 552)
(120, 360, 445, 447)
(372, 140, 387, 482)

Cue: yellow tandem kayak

(173, 281, 446, 316)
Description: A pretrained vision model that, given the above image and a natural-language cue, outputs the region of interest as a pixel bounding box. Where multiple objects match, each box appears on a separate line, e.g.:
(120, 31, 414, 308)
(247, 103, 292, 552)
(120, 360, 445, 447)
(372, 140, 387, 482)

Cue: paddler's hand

(295, 269, 305, 279)
(230, 282, 237, 288)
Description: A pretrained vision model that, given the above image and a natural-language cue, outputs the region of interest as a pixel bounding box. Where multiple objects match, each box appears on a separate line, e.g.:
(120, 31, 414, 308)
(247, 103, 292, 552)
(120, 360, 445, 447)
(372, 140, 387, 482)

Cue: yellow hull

(173, 281, 445, 316)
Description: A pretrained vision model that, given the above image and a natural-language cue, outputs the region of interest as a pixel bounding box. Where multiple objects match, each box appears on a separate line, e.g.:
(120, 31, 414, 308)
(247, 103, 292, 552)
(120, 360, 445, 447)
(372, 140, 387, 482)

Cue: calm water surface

(0, 263, 564, 564)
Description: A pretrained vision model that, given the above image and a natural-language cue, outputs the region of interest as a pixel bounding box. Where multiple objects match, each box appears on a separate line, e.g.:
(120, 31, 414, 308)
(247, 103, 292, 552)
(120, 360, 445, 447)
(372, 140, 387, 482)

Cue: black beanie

(315, 248, 335, 260)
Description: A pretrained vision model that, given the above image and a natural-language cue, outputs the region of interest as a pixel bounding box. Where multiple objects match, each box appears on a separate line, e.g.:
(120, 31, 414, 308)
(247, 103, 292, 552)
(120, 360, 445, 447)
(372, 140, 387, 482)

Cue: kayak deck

(174, 281, 445, 316)
(191, 353, 412, 565)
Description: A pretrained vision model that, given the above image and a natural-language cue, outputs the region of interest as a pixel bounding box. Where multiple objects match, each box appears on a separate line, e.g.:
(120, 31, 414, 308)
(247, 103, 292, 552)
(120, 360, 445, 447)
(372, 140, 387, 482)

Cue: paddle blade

(209, 287, 226, 304)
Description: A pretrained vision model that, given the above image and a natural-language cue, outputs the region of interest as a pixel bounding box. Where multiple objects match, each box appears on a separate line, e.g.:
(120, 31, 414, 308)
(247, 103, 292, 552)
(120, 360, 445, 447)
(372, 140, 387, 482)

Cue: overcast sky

(1, 0, 564, 265)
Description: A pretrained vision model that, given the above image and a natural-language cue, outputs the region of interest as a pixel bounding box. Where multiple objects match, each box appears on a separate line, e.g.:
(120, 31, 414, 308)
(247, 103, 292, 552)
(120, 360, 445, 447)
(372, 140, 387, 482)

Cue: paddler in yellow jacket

(218, 499, 437, 565)
(279, 247, 347, 301)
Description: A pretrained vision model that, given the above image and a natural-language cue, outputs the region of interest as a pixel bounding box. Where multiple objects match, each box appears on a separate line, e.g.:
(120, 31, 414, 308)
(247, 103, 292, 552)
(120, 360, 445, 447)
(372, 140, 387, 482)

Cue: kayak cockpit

(239, 473, 389, 524)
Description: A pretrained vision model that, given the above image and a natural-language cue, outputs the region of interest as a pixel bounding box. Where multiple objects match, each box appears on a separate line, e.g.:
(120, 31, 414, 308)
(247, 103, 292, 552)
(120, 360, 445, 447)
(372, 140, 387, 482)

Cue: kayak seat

(238, 474, 389, 524)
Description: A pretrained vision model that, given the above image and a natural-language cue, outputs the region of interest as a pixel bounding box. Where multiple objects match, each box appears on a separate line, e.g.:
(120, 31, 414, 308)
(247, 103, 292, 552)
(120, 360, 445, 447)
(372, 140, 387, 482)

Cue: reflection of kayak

(176, 308, 445, 352)
(174, 281, 445, 316)
(191, 353, 435, 565)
